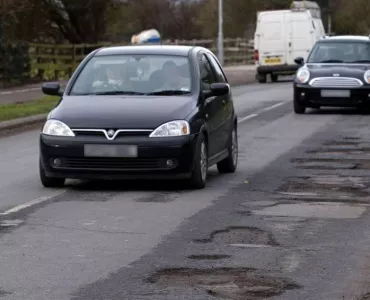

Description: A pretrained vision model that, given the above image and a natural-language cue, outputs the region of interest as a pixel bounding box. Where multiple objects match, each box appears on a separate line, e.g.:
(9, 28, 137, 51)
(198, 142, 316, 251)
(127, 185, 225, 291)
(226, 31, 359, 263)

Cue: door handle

(222, 100, 226, 106)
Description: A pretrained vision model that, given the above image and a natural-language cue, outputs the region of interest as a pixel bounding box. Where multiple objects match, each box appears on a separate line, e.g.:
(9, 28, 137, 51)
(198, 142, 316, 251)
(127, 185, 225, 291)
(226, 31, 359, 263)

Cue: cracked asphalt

(2, 80, 370, 299)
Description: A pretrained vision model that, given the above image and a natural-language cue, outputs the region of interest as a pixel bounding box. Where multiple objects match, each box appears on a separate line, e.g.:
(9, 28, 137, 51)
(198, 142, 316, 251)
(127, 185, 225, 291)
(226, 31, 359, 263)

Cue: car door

(197, 52, 222, 157)
(206, 52, 233, 153)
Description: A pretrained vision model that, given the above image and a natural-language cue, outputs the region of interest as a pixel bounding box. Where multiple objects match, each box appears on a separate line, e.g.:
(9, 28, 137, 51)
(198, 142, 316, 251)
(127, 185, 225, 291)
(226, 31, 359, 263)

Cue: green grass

(0, 96, 59, 122)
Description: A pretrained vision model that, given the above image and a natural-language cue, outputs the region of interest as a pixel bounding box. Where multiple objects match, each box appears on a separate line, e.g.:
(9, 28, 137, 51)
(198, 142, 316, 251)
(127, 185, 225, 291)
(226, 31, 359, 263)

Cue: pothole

(292, 158, 370, 170)
(193, 226, 279, 246)
(241, 201, 278, 207)
(306, 149, 368, 155)
(0, 289, 11, 297)
(236, 211, 252, 216)
(276, 176, 370, 203)
(277, 177, 370, 197)
(359, 293, 370, 300)
(292, 160, 357, 170)
(188, 254, 231, 260)
(147, 268, 301, 300)
(323, 141, 360, 146)
(343, 137, 361, 141)
(253, 202, 366, 219)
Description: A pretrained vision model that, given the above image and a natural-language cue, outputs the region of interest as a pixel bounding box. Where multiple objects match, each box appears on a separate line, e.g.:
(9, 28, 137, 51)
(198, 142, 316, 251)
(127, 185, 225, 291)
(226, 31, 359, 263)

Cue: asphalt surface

(2, 80, 370, 299)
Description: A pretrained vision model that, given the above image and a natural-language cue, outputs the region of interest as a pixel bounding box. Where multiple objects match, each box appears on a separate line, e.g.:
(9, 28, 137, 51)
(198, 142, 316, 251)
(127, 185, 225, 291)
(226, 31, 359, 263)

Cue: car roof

(319, 35, 370, 43)
(94, 45, 209, 57)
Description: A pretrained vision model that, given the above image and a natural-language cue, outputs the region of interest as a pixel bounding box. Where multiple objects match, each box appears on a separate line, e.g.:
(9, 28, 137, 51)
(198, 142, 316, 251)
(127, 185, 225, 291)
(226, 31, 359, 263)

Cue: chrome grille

(309, 77, 363, 88)
(72, 129, 152, 140)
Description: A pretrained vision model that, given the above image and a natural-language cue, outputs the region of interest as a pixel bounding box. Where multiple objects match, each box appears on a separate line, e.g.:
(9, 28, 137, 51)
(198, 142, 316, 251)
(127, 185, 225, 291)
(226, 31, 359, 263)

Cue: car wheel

(271, 74, 278, 82)
(256, 73, 267, 83)
(189, 134, 208, 189)
(217, 126, 238, 173)
(39, 158, 65, 188)
(293, 97, 306, 114)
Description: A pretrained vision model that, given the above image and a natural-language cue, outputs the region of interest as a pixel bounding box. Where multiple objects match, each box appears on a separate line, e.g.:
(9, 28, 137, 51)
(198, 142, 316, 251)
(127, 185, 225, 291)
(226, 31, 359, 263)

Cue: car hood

(50, 95, 197, 129)
(305, 63, 370, 79)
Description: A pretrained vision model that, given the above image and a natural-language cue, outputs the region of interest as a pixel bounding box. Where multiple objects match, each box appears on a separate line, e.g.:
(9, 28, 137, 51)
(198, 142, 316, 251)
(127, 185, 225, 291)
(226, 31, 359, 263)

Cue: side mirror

(294, 57, 304, 65)
(210, 83, 230, 96)
(204, 82, 230, 99)
(42, 82, 62, 96)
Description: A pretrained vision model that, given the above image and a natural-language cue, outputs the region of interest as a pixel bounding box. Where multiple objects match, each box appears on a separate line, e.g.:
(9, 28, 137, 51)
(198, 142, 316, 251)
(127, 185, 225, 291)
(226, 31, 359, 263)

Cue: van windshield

(307, 42, 370, 64)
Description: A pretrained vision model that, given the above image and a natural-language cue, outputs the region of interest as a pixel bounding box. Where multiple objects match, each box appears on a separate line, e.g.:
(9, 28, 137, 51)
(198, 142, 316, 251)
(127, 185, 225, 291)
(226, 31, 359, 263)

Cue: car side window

(206, 54, 227, 83)
(198, 53, 216, 90)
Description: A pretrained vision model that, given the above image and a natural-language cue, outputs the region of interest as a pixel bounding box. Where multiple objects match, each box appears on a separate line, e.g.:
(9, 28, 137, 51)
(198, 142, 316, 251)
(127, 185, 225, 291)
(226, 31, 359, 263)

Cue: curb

(0, 69, 257, 132)
(0, 114, 47, 131)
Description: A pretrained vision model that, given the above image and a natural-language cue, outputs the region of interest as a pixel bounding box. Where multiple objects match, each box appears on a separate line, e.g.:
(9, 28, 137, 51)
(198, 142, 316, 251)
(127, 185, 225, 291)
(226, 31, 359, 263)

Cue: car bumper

(294, 84, 370, 107)
(39, 133, 199, 180)
(257, 64, 299, 75)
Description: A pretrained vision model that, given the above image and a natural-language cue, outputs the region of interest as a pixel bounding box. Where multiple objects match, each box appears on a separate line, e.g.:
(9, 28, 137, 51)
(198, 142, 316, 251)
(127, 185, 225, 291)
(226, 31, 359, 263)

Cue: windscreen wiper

(319, 59, 344, 63)
(90, 91, 146, 95)
(146, 90, 191, 95)
(349, 60, 370, 63)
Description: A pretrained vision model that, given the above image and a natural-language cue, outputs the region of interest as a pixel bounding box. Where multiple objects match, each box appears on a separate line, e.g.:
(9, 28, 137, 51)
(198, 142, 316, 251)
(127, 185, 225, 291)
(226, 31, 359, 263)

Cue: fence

(1, 38, 254, 83)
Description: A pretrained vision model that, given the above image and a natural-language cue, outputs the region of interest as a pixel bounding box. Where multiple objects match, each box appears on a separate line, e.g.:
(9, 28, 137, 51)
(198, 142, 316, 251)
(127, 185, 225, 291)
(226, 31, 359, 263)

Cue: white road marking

(0, 190, 66, 216)
(238, 101, 287, 124)
(238, 113, 258, 123)
(0, 87, 40, 95)
(261, 102, 284, 111)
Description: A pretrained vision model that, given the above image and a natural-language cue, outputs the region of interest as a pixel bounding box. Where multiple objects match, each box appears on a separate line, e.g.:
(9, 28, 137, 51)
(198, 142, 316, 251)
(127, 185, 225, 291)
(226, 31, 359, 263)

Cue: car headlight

(364, 70, 370, 84)
(296, 68, 310, 83)
(42, 119, 75, 137)
(149, 120, 190, 137)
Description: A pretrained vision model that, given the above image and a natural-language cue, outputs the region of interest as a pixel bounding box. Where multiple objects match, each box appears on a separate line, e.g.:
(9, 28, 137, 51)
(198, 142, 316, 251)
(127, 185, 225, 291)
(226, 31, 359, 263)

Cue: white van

(253, 1, 325, 83)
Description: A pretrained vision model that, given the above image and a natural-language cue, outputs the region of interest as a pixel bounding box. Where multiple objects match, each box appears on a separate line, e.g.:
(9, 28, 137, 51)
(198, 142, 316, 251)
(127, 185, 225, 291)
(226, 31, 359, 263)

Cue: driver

(156, 60, 190, 91)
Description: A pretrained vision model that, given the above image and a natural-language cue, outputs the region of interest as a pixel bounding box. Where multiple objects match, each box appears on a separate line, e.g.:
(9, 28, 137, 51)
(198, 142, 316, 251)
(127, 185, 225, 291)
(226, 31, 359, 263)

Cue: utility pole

(327, 0, 332, 35)
(217, 0, 224, 66)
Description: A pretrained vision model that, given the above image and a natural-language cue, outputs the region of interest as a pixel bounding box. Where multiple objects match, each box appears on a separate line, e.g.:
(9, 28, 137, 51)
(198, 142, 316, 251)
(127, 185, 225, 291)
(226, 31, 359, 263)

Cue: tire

(217, 125, 238, 173)
(256, 73, 267, 84)
(271, 74, 278, 82)
(39, 158, 65, 188)
(189, 134, 208, 189)
(293, 97, 306, 114)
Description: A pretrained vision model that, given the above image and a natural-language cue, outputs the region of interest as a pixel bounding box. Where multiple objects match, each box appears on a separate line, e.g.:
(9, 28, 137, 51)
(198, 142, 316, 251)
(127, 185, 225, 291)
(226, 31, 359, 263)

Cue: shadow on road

(66, 169, 221, 192)
(306, 107, 370, 115)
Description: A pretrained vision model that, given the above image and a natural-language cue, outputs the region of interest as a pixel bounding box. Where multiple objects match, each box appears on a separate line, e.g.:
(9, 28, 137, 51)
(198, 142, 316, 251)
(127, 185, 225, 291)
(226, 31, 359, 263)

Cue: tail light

(254, 50, 259, 62)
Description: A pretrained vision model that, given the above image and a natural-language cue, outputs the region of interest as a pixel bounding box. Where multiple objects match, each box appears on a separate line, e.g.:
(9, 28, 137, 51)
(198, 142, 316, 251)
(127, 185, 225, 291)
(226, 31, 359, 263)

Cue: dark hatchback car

(293, 35, 370, 114)
(39, 45, 238, 189)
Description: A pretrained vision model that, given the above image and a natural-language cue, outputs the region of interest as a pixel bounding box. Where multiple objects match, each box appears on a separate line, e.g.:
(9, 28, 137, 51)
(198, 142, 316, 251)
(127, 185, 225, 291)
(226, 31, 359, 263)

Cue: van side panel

(257, 11, 287, 65)
(287, 11, 315, 64)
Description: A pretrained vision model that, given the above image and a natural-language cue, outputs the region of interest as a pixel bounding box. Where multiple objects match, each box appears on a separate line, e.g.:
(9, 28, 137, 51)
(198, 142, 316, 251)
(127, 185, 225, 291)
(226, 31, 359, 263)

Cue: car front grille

(309, 77, 363, 88)
(51, 157, 176, 171)
(72, 129, 152, 139)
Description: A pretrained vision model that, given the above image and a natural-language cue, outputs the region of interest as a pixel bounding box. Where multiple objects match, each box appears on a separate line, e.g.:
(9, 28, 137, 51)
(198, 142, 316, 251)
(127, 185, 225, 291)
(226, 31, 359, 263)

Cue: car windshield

(307, 41, 370, 64)
(70, 54, 192, 95)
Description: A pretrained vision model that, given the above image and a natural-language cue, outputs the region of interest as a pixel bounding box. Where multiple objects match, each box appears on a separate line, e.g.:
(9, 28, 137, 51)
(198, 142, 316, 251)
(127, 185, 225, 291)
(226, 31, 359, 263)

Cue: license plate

(263, 57, 282, 64)
(321, 90, 350, 98)
(84, 144, 138, 157)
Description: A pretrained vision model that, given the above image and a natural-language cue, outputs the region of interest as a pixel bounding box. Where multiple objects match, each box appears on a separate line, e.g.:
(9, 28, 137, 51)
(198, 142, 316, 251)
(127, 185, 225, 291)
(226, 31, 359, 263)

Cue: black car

(293, 35, 370, 114)
(39, 45, 238, 189)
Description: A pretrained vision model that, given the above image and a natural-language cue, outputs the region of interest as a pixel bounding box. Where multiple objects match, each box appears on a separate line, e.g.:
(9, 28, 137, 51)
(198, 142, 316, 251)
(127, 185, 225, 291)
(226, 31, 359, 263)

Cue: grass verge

(0, 96, 59, 122)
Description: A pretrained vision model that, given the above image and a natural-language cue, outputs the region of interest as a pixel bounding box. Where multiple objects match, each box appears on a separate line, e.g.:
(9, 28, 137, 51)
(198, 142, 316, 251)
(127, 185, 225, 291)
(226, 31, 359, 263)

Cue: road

(1, 81, 370, 299)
